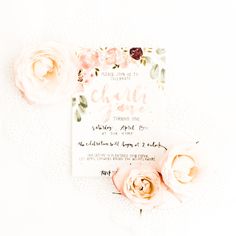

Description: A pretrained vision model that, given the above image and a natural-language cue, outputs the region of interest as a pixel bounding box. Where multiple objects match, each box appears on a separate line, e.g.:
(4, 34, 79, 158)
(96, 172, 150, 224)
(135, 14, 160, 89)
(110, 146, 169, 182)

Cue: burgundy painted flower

(129, 48, 143, 60)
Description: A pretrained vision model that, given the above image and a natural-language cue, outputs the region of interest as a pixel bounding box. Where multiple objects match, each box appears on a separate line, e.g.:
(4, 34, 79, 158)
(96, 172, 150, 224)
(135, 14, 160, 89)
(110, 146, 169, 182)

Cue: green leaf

(140, 57, 149, 66)
(79, 95, 88, 108)
(143, 58, 147, 66)
(75, 109, 81, 122)
(72, 97, 76, 106)
(150, 64, 159, 79)
(79, 103, 86, 113)
(160, 68, 165, 81)
(157, 68, 166, 90)
(112, 64, 120, 69)
(78, 69, 82, 75)
(156, 48, 165, 55)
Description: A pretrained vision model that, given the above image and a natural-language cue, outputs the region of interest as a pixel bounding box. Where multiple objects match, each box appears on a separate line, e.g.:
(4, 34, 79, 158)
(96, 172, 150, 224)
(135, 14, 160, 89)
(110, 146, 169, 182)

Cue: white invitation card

(72, 47, 166, 176)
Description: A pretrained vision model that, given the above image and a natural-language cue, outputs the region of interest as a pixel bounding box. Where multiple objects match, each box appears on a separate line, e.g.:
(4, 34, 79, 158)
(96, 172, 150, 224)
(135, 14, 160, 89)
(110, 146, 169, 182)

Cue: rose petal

(112, 165, 132, 194)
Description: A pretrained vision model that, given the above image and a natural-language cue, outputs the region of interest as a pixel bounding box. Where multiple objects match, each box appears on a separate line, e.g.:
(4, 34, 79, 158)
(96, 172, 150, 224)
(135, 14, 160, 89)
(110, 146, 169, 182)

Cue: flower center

(129, 176, 155, 199)
(172, 155, 198, 184)
(33, 57, 57, 80)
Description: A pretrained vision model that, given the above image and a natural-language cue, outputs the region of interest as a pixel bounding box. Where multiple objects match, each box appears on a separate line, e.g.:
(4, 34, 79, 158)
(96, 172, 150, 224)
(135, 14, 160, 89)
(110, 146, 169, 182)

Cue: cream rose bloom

(14, 42, 78, 104)
(161, 145, 199, 194)
(112, 164, 163, 208)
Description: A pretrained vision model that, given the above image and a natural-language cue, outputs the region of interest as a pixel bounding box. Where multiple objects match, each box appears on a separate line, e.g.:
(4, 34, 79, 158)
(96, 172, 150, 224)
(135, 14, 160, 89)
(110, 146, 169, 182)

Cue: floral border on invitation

(72, 47, 166, 122)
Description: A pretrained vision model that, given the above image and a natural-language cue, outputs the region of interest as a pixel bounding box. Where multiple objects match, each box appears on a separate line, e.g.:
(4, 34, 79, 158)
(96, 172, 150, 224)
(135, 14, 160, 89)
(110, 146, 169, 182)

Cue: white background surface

(0, 0, 235, 235)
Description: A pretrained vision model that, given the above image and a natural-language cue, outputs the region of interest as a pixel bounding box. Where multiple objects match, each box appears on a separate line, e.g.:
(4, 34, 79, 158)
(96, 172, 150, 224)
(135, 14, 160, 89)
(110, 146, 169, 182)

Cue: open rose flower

(160, 145, 199, 194)
(112, 164, 163, 209)
(14, 42, 78, 104)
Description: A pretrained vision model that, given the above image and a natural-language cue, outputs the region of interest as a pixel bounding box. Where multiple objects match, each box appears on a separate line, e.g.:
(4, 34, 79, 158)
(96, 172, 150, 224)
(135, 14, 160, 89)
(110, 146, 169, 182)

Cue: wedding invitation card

(72, 47, 166, 177)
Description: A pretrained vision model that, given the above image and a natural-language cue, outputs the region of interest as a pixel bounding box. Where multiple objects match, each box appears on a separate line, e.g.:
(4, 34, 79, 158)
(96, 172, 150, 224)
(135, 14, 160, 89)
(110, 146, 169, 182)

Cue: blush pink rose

(77, 49, 100, 70)
(112, 164, 163, 209)
(14, 42, 78, 105)
(160, 145, 199, 194)
(104, 48, 129, 68)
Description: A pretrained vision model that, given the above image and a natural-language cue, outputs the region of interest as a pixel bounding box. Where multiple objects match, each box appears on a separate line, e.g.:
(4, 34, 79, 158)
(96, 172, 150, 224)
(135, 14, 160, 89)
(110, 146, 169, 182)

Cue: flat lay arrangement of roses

(112, 144, 200, 211)
(13, 41, 201, 212)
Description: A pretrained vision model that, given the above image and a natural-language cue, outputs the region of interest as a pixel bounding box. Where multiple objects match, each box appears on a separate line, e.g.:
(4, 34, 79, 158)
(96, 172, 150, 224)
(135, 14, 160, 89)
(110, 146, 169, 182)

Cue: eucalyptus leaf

(156, 48, 165, 55)
(161, 68, 165, 81)
(157, 68, 166, 90)
(150, 64, 159, 79)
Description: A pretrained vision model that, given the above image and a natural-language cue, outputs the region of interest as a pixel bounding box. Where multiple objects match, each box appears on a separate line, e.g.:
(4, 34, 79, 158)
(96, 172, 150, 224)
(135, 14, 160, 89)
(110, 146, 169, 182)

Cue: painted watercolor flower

(104, 48, 129, 68)
(77, 48, 100, 70)
(76, 48, 101, 89)
(129, 47, 143, 60)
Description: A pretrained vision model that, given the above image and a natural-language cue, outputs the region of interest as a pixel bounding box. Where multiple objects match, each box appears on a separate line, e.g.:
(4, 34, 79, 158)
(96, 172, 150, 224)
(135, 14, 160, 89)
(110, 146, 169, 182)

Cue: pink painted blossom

(77, 49, 100, 70)
(104, 48, 129, 68)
